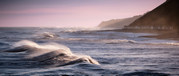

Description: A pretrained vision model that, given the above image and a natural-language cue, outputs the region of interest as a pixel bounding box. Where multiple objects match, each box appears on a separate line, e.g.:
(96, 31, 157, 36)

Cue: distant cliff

(98, 15, 141, 29)
(127, 0, 179, 32)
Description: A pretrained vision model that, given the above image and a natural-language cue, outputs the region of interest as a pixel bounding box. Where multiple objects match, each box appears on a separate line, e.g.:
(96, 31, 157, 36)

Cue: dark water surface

(0, 27, 178, 76)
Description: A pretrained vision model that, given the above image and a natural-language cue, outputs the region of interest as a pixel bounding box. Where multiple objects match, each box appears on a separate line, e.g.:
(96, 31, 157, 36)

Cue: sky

(0, 0, 166, 27)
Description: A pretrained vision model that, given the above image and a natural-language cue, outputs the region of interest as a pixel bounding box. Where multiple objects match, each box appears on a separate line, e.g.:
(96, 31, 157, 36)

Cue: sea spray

(13, 40, 70, 51)
(12, 40, 72, 57)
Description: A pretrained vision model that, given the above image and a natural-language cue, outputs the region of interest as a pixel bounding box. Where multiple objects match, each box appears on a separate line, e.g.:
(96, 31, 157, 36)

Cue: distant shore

(98, 28, 179, 40)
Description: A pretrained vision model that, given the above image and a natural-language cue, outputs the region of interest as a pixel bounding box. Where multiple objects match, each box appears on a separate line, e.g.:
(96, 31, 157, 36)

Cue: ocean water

(0, 27, 179, 76)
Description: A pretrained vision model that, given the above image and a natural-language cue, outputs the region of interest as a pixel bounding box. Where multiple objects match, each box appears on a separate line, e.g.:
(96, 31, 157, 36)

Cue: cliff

(98, 15, 141, 29)
(127, 0, 179, 33)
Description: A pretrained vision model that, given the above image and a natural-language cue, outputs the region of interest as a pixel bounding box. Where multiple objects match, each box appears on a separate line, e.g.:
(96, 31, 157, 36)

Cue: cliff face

(128, 0, 179, 32)
(98, 15, 141, 29)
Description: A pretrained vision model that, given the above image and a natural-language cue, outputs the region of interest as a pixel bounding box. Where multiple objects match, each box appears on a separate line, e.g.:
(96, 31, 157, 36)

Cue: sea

(0, 27, 178, 76)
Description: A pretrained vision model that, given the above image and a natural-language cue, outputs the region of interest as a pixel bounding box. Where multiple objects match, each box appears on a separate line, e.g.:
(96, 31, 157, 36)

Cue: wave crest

(34, 32, 59, 39)
(4, 40, 99, 67)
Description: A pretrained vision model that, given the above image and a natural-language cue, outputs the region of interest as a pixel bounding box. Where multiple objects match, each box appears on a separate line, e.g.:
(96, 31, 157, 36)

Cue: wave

(99, 39, 136, 44)
(3, 40, 99, 67)
(0, 42, 9, 45)
(12, 69, 170, 76)
(60, 29, 79, 33)
(66, 37, 179, 46)
(12, 40, 69, 51)
(66, 38, 136, 44)
(33, 32, 59, 39)
(142, 42, 179, 46)
(163, 42, 179, 46)
(59, 27, 100, 33)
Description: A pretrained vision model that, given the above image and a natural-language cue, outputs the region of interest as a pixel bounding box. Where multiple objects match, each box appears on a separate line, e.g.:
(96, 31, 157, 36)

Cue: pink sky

(0, 0, 166, 27)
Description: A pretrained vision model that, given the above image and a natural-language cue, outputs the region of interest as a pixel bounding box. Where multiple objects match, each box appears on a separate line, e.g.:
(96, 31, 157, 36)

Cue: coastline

(97, 28, 179, 41)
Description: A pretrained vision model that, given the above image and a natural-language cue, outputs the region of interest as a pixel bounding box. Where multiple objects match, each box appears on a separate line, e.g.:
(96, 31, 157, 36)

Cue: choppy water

(0, 27, 179, 76)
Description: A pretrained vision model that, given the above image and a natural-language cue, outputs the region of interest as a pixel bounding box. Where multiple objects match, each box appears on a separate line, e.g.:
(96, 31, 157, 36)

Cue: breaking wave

(3, 40, 99, 68)
(13, 40, 69, 51)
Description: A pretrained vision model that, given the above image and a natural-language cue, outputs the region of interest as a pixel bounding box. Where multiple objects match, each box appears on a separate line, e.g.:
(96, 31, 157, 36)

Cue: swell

(64, 37, 179, 47)
(25, 30, 179, 46)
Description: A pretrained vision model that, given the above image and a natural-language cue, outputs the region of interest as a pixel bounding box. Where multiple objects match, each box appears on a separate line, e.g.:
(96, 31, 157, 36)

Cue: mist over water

(0, 27, 179, 76)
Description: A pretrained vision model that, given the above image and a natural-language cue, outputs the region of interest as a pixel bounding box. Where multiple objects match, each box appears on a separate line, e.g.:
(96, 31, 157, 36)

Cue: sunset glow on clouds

(0, 0, 166, 27)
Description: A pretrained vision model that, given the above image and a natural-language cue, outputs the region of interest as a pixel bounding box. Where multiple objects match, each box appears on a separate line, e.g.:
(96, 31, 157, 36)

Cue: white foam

(155, 42, 179, 46)
(165, 42, 179, 46)
(13, 40, 39, 48)
(13, 40, 69, 51)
